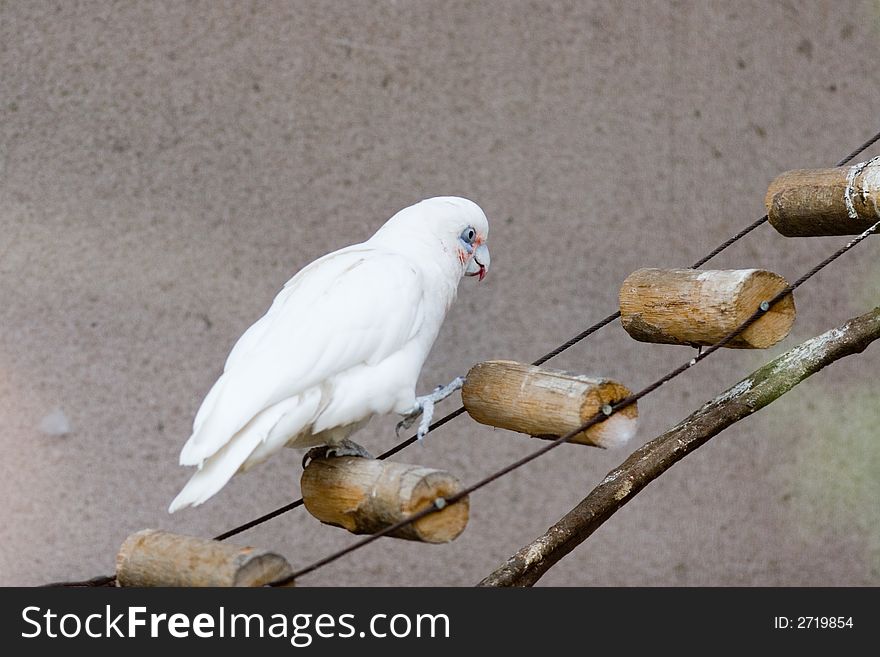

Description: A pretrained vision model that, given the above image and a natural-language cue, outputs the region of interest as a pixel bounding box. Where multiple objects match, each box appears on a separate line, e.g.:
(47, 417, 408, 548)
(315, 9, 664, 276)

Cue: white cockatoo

(169, 196, 490, 512)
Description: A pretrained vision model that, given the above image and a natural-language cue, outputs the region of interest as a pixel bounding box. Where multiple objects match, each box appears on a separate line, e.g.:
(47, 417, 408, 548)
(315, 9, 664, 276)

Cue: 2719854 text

(773, 616, 853, 629)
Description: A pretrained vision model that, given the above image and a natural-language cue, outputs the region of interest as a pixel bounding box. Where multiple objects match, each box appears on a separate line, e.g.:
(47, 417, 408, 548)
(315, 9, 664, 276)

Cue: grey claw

(302, 440, 373, 468)
(395, 413, 416, 437)
(302, 445, 329, 468)
(396, 406, 422, 437)
(397, 376, 464, 442)
(416, 398, 434, 442)
(330, 438, 374, 460)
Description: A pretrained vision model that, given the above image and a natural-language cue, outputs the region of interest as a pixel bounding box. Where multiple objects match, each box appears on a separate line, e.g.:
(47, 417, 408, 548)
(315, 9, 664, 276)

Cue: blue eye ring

(460, 227, 477, 245)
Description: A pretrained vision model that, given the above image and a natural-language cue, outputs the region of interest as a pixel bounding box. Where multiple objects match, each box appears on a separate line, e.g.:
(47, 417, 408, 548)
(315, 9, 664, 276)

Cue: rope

(41, 126, 880, 587)
(268, 216, 880, 586)
(217, 125, 880, 543)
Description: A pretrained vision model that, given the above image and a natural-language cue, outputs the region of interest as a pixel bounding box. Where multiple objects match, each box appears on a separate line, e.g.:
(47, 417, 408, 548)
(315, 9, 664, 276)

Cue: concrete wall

(2, 0, 878, 586)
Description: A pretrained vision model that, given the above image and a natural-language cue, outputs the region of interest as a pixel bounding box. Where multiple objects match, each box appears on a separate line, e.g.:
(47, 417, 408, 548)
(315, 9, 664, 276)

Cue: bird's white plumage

(169, 196, 490, 512)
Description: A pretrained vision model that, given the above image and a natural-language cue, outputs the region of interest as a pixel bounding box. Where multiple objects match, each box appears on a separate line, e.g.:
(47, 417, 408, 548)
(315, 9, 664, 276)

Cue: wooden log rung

(115, 529, 294, 587)
(300, 457, 469, 543)
(618, 268, 796, 349)
(765, 157, 880, 236)
(461, 360, 638, 449)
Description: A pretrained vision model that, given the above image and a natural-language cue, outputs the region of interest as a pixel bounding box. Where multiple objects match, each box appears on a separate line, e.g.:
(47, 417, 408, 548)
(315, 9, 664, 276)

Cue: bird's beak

(465, 243, 490, 281)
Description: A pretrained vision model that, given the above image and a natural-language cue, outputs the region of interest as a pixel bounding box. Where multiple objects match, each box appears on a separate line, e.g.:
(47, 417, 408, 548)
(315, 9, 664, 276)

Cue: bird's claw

(395, 413, 418, 437)
(415, 399, 434, 441)
(396, 376, 465, 442)
(302, 446, 327, 468)
(301, 439, 374, 468)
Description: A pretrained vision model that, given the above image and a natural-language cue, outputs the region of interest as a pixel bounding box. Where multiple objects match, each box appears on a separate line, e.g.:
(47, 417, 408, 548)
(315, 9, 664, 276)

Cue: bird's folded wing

(180, 247, 425, 466)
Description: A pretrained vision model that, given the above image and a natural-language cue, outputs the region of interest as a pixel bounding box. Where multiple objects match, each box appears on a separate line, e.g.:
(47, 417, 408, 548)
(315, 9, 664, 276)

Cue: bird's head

(374, 196, 490, 281)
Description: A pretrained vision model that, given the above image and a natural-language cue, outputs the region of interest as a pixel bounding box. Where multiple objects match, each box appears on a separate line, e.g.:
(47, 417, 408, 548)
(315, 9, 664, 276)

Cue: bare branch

(478, 306, 880, 587)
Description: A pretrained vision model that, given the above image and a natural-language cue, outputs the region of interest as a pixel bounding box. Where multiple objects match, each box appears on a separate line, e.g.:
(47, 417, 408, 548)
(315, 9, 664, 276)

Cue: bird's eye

(460, 227, 477, 244)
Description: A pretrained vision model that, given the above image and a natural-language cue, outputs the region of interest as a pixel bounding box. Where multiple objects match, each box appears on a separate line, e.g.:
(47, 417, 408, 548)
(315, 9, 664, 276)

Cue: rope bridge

(44, 127, 880, 588)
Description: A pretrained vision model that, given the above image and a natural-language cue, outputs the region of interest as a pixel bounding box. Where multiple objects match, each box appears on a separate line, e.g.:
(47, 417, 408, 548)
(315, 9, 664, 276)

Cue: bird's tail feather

(169, 391, 322, 513)
(179, 373, 245, 467)
(168, 427, 264, 513)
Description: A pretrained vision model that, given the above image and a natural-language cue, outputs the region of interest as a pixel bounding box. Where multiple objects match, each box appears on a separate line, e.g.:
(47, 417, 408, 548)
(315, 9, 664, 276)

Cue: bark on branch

(478, 306, 880, 587)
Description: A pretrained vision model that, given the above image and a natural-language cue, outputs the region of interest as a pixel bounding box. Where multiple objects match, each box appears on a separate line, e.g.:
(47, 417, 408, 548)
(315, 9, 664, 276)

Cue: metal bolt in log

(116, 529, 294, 587)
(765, 158, 880, 236)
(619, 268, 795, 349)
(300, 457, 469, 543)
(461, 360, 638, 448)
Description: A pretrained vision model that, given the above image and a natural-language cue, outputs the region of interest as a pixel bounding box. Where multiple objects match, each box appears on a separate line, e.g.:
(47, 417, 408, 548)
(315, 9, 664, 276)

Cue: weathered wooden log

(116, 529, 294, 587)
(619, 268, 795, 349)
(765, 158, 880, 236)
(300, 457, 468, 543)
(461, 360, 638, 448)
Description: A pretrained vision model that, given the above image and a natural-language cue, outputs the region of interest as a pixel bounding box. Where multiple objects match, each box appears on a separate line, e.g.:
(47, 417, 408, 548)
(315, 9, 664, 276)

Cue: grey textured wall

(2, 0, 878, 586)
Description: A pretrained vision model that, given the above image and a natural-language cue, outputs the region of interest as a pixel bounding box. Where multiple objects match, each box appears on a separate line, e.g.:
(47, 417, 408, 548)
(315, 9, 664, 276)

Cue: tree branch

(478, 306, 880, 587)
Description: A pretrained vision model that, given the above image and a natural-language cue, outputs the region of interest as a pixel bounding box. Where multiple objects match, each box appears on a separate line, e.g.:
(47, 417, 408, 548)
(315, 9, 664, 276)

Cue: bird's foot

(395, 376, 465, 441)
(301, 439, 374, 468)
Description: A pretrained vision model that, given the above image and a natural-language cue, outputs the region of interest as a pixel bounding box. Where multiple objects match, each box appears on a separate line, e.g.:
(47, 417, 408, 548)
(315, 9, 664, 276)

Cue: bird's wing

(180, 246, 426, 466)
